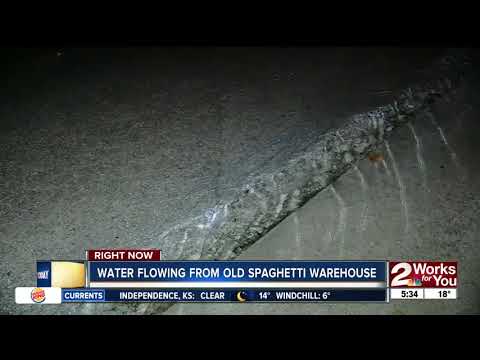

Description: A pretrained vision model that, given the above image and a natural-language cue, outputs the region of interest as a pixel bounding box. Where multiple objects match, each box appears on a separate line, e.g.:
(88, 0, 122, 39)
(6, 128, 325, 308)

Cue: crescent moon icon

(236, 291, 247, 302)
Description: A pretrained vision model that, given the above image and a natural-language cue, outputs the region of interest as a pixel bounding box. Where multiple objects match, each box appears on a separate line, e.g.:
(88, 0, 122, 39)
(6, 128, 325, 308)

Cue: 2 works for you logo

(389, 261, 457, 288)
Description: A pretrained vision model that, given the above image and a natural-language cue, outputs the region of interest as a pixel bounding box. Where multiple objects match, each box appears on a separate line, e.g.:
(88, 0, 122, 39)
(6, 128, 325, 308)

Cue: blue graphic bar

(88, 261, 386, 282)
(60, 288, 387, 303)
(62, 289, 105, 302)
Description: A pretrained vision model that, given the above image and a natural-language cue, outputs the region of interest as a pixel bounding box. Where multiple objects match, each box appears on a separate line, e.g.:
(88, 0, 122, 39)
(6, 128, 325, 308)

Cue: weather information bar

(70, 288, 387, 302)
(16, 288, 388, 304)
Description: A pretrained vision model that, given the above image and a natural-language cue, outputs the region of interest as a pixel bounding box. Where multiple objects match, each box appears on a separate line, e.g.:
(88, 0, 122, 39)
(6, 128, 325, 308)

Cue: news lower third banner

(14, 249, 459, 304)
(87, 260, 386, 288)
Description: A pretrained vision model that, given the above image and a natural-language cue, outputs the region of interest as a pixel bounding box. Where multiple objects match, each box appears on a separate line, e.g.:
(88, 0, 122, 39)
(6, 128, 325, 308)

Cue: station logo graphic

(389, 261, 457, 288)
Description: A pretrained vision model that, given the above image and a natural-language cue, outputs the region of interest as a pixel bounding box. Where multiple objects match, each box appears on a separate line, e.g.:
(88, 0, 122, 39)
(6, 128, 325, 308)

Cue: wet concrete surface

(165, 71, 480, 314)
(0, 47, 475, 314)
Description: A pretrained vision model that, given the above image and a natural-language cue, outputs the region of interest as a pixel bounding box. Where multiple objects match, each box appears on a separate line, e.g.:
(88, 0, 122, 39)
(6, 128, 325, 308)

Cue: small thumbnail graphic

(31, 288, 46, 303)
(37, 261, 86, 288)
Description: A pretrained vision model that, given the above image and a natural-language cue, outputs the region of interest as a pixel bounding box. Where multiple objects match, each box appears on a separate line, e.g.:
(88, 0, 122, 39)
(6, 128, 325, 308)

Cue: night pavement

(0, 47, 476, 314)
(165, 67, 480, 314)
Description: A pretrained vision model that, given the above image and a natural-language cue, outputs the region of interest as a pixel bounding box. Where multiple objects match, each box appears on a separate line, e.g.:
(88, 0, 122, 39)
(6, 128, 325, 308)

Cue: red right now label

(389, 261, 458, 288)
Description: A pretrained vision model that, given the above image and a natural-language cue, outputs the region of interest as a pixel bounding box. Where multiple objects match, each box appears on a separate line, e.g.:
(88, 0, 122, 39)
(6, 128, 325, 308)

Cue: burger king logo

(31, 288, 46, 303)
